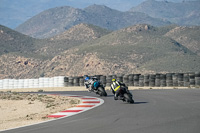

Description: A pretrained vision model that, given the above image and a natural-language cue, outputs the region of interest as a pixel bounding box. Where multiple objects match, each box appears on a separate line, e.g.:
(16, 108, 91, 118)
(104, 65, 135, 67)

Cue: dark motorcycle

(118, 86, 134, 104)
(91, 81, 107, 96)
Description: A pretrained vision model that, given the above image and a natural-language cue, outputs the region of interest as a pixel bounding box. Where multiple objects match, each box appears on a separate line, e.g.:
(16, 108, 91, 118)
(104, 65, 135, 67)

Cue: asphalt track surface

(1, 89, 200, 133)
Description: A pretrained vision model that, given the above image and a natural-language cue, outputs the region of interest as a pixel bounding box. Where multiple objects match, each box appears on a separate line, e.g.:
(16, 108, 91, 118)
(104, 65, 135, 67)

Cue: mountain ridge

(15, 5, 171, 38)
(130, 0, 200, 26)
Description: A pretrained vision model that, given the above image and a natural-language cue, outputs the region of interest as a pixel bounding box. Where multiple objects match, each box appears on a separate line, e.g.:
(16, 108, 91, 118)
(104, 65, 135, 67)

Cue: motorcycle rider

(110, 78, 126, 100)
(84, 75, 98, 92)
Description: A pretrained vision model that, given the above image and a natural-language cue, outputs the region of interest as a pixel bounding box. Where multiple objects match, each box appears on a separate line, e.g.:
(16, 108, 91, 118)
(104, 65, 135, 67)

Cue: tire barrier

(139, 75, 144, 87)
(183, 73, 190, 87)
(79, 77, 84, 86)
(166, 73, 173, 87)
(160, 74, 167, 87)
(149, 74, 155, 87)
(73, 77, 80, 86)
(100, 75, 106, 87)
(172, 73, 178, 87)
(195, 72, 200, 87)
(155, 74, 161, 87)
(144, 74, 149, 87)
(123, 75, 129, 86)
(134, 74, 140, 86)
(106, 75, 112, 86)
(68, 77, 74, 87)
(117, 75, 123, 82)
(0, 76, 65, 89)
(60, 73, 200, 88)
(178, 73, 184, 87)
(128, 74, 134, 86)
(189, 72, 195, 87)
(1, 72, 200, 90)
(0, 80, 2, 89)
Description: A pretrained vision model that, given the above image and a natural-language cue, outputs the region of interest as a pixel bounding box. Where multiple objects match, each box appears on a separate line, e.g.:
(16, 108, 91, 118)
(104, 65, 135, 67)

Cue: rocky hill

(15, 5, 170, 38)
(0, 24, 200, 79)
(53, 24, 199, 76)
(33, 23, 111, 59)
(164, 26, 200, 56)
(130, 0, 200, 26)
(0, 25, 36, 56)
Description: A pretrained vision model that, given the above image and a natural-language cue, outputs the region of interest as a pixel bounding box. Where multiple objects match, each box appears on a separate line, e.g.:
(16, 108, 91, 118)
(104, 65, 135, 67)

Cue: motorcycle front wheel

(98, 87, 107, 96)
(124, 93, 134, 103)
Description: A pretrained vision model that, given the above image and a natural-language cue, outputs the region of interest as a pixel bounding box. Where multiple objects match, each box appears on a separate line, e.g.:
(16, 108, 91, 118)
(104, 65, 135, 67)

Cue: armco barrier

(0, 73, 200, 90)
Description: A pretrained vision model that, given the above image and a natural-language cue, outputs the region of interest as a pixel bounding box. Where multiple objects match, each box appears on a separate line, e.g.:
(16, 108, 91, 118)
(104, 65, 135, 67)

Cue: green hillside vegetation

(0, 25, 54, 60)
(74, 24, 199, 72)
(0, 25, 36, 56)
(0, 24, 200, 78)
(33, 23, 111, 58)
(164, 26, 200, 55)
(142, 54, 200, 72)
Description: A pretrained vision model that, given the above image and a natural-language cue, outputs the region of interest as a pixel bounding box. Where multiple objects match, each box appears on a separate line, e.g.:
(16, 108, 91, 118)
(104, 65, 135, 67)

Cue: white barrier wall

(0, 76, 65, 90)
(0, 80, 3, 89)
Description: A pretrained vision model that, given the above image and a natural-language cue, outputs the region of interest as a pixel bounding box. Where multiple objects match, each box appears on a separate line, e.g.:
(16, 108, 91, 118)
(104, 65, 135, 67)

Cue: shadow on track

(133, 102, 148, 104)
(105, 94, 115, 97)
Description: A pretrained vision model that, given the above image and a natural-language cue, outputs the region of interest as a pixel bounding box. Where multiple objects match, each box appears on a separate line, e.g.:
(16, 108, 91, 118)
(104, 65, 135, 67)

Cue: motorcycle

(118, 86, 134, 104)
(89, 81, 107, 97)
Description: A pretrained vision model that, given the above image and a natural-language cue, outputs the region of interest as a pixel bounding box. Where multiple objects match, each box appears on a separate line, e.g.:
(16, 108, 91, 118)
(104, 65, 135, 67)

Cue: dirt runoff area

(0, 90, 81, 131)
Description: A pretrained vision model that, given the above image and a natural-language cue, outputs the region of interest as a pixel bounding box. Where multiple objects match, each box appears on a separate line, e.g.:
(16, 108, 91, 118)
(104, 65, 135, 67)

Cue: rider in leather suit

(84, 75, 98, 92)
(110, 78, 126, 100)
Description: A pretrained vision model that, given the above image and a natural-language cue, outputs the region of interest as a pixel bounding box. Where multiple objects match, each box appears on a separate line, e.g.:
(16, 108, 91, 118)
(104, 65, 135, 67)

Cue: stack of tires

(172, 73, 178, 87)
(183, 73, 190, 87)
(100, 76, 106, 87)
(178, 73, 184, 87)
(2, 79, 9, 89)
(149, 74, 155, 87)
(123, 75, 129, 86)
(155, 74, 161, 87)
(144, 74, 149, 87)
(106, 75, 112, 86)
(166, 73, 173, 87)
(64, 77, 68, 87)
(55, 76, 65, 87)
(117, 75, 123, 82)
(68, 77, 74, 87)
(128, 74, 134, 86)
(195, 72, 200, 87)
(189, 73, 195, 87)
(8, 79, 14, 89)
(139, 75, 144, 87)
(73, 77, 80, 86)
(160, 74, 166, 87)
(28, 79, 35, 88)
(48, 78, 54, 88)
(17, 79, 24, 89)
(0, 80, 2, 89)
(33, 79, 39, 88)
(79, 77, 84, 86)
(133, 74, 140, 86)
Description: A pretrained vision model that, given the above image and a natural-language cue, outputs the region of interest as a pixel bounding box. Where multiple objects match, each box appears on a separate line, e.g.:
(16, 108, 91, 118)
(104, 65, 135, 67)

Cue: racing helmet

(85, 76, 90, 81)
(112, 78, 116, 82)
